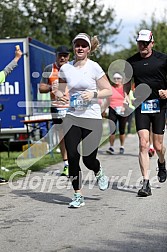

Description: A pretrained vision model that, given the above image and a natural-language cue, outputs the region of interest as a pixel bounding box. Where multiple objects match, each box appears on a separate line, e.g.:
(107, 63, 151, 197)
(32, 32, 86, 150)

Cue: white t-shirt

(59, 59, 105, 119)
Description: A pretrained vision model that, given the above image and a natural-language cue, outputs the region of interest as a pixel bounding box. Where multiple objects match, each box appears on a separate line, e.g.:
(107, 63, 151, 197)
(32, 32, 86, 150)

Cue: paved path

(0, 134, 167, 252)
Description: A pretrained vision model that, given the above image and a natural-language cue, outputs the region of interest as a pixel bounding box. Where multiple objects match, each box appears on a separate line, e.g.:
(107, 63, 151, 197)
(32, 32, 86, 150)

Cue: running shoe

(157, 159, 167, 183)
(106, 147, 115, 155)
(0, 177, 8, 185)
(148, 148, 155, 158)
(69, 193, 85, 208)
(138, 179, 152, 197)
(61, 165, 69, 177)
(119, 147, 124, 154)
(96, 168, 109, 191)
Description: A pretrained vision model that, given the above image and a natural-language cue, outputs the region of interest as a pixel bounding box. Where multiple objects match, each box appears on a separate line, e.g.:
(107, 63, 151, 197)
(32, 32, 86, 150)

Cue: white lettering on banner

(0, 82, 20, 95)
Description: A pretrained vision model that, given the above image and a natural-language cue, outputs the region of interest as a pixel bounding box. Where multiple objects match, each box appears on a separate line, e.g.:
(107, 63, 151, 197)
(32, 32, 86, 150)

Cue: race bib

(53, 108, 68, 118)
(70, 93, 91, 110)
(115, 106, 124, 115)
(141, 99, 160, 113)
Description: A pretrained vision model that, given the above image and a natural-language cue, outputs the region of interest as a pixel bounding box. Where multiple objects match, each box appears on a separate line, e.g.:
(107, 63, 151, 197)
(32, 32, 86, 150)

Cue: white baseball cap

(113, 73, 123, 79)
(136, 29, 154, 42)
(72, 33, 91, 48)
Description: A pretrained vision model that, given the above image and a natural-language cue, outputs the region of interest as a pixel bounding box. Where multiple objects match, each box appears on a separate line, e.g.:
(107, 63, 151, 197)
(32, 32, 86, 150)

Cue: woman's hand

(81, 91, 94, 101)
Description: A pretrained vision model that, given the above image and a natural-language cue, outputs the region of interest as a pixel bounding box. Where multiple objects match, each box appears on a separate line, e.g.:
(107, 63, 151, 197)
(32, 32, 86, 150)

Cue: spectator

(0, 46, 23, 184)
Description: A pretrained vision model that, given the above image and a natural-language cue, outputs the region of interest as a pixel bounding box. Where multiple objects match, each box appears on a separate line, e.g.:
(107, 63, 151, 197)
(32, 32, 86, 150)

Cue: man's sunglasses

(138, 41, 152, 46)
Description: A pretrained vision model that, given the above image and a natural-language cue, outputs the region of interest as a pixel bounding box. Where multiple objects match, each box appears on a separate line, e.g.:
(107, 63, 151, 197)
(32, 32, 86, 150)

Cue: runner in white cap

(126, 29, 167, 197)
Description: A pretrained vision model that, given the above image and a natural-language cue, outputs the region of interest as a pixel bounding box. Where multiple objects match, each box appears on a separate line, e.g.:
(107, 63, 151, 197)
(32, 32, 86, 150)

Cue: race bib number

(141, 99, 160, 113)
(70, 93, 91, 110)
(53, 108, 68, 118)
(115, 106, 124, 115)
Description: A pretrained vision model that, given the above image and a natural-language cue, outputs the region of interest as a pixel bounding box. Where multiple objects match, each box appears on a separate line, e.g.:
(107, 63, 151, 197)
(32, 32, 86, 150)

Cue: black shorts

(52, 118, 63, 124)
(135, 106, 166, 134)
(51, 107, 64, 125)
(108, 107, 127, 135)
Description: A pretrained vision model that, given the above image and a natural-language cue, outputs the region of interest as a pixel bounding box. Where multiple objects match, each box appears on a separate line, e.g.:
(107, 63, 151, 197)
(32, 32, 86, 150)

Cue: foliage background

(0, 0, 167, 73)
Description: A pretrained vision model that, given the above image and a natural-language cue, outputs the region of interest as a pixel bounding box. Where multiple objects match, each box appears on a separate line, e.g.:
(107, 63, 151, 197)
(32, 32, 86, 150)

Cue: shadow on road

(12, 189, 101, 206)
(110, 182, 138, 194)
(98, 150, 138, 157)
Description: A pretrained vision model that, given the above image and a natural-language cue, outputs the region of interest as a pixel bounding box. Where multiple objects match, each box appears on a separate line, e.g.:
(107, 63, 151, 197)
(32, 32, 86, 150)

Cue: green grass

(0, 148, 62, 181)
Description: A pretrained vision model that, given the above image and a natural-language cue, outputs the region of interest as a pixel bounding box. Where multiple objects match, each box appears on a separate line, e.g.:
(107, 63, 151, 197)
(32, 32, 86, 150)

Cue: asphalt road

(0, 133, 167, 252)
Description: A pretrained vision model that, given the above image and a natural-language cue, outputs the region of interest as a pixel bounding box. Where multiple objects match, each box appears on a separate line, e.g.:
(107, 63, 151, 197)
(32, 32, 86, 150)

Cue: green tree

(20, 0, 74, 46)
(0, 0, 121, 52)
(0, 0, 30, 38)
(68, 0, 121, 49)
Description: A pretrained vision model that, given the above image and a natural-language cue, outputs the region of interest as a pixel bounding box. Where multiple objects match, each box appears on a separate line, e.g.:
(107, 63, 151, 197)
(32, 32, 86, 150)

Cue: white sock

(64, 160, 69, 166)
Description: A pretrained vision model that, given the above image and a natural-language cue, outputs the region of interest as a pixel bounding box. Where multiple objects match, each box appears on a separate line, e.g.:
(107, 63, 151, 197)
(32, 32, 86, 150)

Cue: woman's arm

(3, 47, 22, 77)
(96, 74, 112, 99)
(81, 74, 112, 101)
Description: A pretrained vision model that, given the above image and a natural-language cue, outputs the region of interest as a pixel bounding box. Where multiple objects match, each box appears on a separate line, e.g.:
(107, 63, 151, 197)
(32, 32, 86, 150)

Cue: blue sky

(103, 0, 166, 53)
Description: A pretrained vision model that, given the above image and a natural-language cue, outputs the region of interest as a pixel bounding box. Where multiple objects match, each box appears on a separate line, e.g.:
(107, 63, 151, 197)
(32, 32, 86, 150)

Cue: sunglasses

(138, 41, 151, 46)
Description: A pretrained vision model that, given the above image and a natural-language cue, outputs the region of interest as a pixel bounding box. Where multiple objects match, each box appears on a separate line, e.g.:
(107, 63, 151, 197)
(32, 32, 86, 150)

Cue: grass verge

(0, 148, 62, 181)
